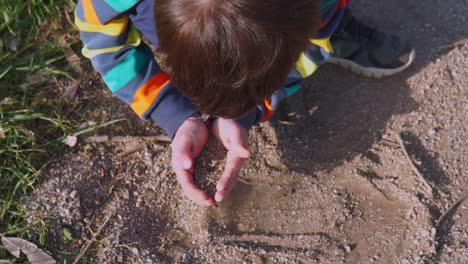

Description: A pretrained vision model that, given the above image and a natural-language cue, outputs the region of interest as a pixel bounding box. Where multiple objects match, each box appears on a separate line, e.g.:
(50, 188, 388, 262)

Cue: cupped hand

(211, 118, 250, 203)
(171, 117, 215, 207)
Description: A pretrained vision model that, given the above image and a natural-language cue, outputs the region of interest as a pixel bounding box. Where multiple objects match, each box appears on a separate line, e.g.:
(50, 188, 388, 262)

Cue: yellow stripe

(75, 13, 129, 36)
(82, 26, 141, 58)
(310, 37, 333, 53)
(296, 53, 318, 78)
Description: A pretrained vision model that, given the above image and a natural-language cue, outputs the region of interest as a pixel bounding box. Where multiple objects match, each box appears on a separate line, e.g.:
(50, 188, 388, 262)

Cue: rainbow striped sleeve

(255, 0, 350, 123)
(75, 0, 199, 138)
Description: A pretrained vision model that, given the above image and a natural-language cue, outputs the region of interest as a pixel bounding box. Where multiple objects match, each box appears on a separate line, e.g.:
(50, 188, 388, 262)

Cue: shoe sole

(328, 49, 416, 79)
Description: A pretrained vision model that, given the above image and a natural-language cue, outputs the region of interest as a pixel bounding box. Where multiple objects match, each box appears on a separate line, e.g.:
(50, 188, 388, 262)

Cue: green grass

(0, 1, 129, 261)
(0, 98, 70, 224)
(0, 99, 71, 259)
(0, 0, 77, 260)
(0, 0, 77, 87)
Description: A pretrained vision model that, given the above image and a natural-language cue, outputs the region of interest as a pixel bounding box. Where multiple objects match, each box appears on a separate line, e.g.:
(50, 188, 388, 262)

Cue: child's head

(156, 0, 320, 118)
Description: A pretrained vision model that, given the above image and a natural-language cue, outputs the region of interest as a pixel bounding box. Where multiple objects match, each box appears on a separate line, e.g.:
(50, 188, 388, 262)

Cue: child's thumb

(173, 144, 193, 170)
(233, 144, 250, 158)
(182, 159, 192, 170)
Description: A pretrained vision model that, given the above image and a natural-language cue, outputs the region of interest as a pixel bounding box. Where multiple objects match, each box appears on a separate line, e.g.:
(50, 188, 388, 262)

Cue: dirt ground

(24, 0, 467, 263)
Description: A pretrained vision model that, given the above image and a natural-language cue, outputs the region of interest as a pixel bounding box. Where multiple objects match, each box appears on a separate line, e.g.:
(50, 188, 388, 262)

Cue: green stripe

(320, 0, 337, 9)
(285, 83, 302, 96)
(104, 0, 139, 13)
(103, 47, 149, 92)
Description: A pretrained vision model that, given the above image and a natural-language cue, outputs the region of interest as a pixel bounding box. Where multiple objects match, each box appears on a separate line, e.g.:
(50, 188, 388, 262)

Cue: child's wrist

(188, 112, 213, 126)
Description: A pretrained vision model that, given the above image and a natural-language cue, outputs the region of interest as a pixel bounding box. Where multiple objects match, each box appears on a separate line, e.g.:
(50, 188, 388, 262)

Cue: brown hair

(155, 0, 320, 118)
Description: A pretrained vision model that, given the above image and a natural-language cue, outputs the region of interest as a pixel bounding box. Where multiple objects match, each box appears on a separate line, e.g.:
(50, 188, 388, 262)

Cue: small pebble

(131, 247, 139, 256)
(69, 190, 78, 199)
(344, 245, 351, 253)
(144, 151, 152, 160)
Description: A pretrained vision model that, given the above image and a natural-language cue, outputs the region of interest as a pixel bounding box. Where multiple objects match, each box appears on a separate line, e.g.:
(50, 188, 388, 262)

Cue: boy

(75, 0, 415, 207)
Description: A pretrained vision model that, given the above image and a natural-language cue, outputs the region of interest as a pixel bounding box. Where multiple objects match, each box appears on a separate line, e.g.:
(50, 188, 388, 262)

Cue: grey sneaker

(329, 9, 416, 78)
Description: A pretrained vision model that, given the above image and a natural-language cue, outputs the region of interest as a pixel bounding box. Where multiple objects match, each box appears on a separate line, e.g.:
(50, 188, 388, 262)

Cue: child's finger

(172, 135, 194, 171)
(225, 124, 250, 158)
(214, 175, 237, 202)
(232, 144, 250, 158)
(215, 151, 246, 202)
(214, 189, 228, 203)
(172, 154, 192, 171)
(171, 133, 214, 206)
(174, 168, 214, 207)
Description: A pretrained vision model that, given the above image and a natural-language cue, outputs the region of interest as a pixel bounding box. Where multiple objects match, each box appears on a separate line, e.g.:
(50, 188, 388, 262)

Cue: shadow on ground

(270, 0, 467, 175)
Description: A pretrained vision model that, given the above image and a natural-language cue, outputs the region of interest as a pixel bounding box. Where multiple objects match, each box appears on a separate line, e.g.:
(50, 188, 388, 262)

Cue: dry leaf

(1, 236, 20, 258)
(19, 72, 50, 90)
(57, 36, 83, 74)
(7, 39, 19, 52)
(63, 83, 79, 100)
(64, 48, 83, 74)
(1, 236, 56, 264)
(20, 129, 36, 140)
(0, 97, 12, 105)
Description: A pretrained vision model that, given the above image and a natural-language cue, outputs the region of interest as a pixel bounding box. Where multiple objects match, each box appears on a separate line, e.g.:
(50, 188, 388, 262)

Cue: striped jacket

(75, 0, 350, 138)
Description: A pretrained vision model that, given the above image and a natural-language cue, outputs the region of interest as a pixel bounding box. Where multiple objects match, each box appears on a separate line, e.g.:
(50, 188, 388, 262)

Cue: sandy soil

(24, 0, 467, 263)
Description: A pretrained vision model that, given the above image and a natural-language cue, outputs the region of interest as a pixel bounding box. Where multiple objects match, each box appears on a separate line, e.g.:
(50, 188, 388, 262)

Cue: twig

(380, 138, 400, 148)
(278, 120, 295, 126)
(357, 170, 393, 201)
(111, 135, 171, 143)
(117, 145, 146, 158)
(72, 214, 113, 264)
(57, 35, 84, 74)
(369, 179, 393, 201)
(308, 105, 320, 116)
(391, 131, 433, 192)
(435, 194, 468, 228)
(83, 135, 171, 143)
(439, 38, 468, 50)
(83, 135, 109, 143)
(62, 101, 80, 119)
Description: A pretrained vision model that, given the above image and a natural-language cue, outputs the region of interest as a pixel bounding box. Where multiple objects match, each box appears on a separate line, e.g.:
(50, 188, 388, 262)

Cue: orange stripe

(261, 99, 274, 122)
(338, 0, 350, 8)
(319, 0, 350, 28)
(83, 0, 102, 25)
(319, 19, 332, 29)
(131, 72, 171, 116)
